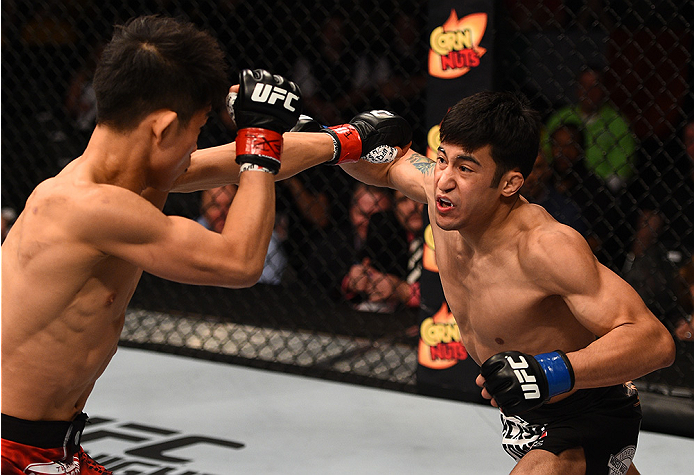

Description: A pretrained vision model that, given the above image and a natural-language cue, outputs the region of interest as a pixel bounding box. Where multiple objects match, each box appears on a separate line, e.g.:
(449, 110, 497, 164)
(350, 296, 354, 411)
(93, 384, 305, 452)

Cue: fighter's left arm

(531, 226, 676, 390)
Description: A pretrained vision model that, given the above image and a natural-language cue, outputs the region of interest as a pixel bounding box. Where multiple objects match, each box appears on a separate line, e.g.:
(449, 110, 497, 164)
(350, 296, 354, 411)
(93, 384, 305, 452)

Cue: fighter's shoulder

(518, 215, 597, 289)
(51, 174, 121, 202)
(24, 177, 82, 218)
(522, 222, 589, 258)
(11, 180, 97, 254)
(29, 177, 143, 229)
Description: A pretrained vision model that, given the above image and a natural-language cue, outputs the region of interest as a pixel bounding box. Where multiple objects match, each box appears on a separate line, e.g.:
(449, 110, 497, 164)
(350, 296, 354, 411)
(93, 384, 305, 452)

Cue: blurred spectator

(198, 185, 287, 285)
(544, 66, 636, 192)
(343, 191, 424, 312)
(548, 123, 621, 264)
(19, 2, 79, 120)
(313, 183, 393, 306)
(521, 151, 586, 235)
(64, 43, 103, 149)
(625, 118, 694, 258)
(277, 165, 353, 284)
(198, 186, 235, 233)
(291, 13, 382, 125)
(281, 175, 332, 230)
(623, 118, 694, 314)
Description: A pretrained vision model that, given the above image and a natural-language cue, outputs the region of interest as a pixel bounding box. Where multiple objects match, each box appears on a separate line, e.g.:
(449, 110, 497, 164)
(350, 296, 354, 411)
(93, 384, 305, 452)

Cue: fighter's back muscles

(1, 178, 133, 420)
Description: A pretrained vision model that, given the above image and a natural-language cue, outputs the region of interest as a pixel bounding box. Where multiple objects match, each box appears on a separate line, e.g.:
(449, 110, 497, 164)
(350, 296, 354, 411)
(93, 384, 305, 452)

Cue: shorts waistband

(1, 413, 88, 451)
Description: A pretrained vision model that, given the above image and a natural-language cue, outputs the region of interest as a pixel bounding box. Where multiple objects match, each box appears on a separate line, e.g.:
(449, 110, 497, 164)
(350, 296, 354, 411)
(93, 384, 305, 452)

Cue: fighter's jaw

(434, 213, 460, 232)
(434, 195, 459, 230)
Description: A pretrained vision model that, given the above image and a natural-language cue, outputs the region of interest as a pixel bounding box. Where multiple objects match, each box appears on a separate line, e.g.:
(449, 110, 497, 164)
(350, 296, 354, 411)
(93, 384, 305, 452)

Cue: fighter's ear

(151, 110, 179, 146)
(501, 170, 524, 197)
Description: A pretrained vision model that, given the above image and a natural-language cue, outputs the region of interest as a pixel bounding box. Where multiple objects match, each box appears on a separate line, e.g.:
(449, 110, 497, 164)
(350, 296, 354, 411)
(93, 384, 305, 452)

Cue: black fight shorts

(499, 382, 641, 475)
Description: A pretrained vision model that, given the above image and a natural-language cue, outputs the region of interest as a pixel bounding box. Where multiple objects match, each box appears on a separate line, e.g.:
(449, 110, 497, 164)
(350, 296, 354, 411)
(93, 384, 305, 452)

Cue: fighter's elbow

(242, 265, 264, 288)
(654, 326, 677, 370)
(661, 333, 677, 369)
(228, 264, 263, 289)
(212, 257, 264, 289)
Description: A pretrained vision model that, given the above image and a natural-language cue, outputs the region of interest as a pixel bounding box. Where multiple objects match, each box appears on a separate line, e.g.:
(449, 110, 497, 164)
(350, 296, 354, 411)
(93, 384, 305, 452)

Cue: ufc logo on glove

(506, 355, 541, 400)
(481, 350, 575, 415)
(250, 84, 300, 112)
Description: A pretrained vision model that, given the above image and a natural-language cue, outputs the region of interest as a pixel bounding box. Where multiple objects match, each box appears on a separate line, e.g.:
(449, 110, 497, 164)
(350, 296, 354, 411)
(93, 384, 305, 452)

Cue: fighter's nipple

(495, 337, 505, 345)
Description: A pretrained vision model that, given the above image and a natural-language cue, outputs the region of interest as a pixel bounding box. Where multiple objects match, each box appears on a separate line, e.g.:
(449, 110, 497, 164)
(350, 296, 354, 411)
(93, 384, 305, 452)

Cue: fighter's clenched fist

(325, 110, 412, 165)
(479, 350, 575, 416)
(290, 111, 412, 165)
(231, 69, 302, 174)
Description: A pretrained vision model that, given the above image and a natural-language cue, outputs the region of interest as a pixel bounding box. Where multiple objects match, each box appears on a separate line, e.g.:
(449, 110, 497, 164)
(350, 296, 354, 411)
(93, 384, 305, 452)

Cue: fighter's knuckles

(352, 110, 413, 153)
(233, 68, 303, 133)
(322, 110, 411, 165)
(233, 69, 303, 174)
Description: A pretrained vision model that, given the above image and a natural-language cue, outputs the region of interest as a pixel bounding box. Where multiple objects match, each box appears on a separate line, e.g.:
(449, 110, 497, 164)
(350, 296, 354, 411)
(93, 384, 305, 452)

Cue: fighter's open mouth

(437, 197, 453, 208)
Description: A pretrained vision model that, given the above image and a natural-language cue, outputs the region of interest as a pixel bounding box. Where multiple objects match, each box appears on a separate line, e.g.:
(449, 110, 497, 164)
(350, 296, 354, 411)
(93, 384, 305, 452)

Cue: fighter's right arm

(523, 226, 676, 390)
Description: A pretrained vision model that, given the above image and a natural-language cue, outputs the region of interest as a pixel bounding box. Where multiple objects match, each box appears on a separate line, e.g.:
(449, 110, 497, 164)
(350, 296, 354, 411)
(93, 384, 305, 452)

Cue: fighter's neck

(78, 126, 151, 193)
(457, 197, 524, 253)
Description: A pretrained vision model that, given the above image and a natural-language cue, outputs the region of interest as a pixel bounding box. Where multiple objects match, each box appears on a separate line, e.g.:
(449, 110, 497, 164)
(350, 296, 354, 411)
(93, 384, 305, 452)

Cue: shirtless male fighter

(173, 91, 673, 474)
(328, 91, 675, 474)
(1, 15, 411, 475)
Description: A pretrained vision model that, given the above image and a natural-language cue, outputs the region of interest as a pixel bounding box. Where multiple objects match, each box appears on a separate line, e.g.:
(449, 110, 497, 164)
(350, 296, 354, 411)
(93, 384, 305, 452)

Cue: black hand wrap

(324, 110, 412, 165)
(480, 350, 574, 416)
(234, 69, 302, 174)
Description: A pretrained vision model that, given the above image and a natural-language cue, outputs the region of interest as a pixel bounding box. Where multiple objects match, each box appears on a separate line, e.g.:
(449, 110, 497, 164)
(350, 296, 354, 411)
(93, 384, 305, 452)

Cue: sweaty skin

(341, 145, 675, 402)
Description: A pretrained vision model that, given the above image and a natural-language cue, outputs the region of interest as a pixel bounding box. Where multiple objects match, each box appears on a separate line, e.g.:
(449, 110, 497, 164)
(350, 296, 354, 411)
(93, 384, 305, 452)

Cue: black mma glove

(480, 350, 575, 416)
(230, 69, 302, 174)
(322, 110, 412, 165)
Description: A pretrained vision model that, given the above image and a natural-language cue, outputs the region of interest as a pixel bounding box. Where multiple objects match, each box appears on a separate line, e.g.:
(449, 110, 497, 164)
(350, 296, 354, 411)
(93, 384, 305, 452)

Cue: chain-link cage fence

(2, 0, 693, 421)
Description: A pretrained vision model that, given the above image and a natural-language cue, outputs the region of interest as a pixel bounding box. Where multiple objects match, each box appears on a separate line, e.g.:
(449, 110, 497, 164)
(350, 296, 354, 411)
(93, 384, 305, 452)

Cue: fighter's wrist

(239, 163, 274, 174)
(235, 127, 282, 174)
(534, 350, 575, 398)
(235, 127, 283, 160)
(323, 128, 341, 164)
(323, 124, 362, 165)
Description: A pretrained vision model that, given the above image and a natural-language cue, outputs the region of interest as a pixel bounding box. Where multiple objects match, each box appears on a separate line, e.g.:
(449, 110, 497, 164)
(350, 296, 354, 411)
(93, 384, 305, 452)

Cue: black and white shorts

(499, 383, 641, 475)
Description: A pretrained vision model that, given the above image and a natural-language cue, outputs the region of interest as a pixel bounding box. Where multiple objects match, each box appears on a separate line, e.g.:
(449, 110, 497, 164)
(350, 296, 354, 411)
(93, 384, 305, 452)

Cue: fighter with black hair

(333, 91, 674, 475)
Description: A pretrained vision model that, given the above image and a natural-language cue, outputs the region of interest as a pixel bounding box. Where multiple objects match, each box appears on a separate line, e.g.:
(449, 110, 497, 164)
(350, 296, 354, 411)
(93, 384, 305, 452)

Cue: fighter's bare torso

(428, 200, 596, 366)
(1, 160, 145, 421)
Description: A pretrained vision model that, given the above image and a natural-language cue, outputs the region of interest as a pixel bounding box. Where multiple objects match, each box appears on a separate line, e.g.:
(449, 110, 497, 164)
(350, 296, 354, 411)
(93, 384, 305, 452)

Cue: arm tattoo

(406, 152, 435, 176)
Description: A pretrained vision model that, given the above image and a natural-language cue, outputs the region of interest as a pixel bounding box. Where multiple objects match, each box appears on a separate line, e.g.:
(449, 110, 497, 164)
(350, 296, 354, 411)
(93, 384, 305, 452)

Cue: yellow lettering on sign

(430, 27, 473, 56)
